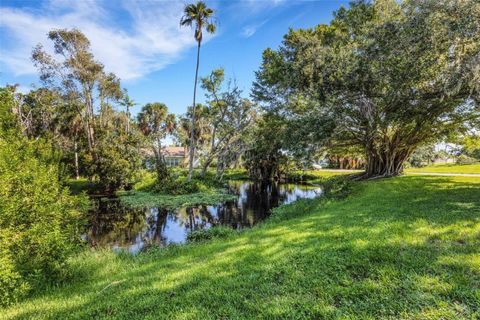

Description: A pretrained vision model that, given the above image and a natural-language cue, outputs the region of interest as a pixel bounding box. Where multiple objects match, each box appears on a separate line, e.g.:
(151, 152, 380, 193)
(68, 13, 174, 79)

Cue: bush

(132, 170, 156, 191)
(152, 170, 225, 195)
(0, 136, 87, 306)
(186, 226, 236, 243)
(154, 176, 200, 195)
(0, 234, 30, 306)
(322, 175, 353, 199)
(86, 134, 142, 193)
(456, 154, 478, 165)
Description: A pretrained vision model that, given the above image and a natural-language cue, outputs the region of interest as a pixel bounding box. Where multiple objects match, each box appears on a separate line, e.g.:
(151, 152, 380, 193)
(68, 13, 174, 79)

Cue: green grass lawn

(2, 176, 479, 319)
(406, 163, 480, 174)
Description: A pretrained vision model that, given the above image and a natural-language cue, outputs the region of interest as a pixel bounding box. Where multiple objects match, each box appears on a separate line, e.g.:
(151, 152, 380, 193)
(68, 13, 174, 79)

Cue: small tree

(32, 29, 111, 151)
(177, 104, 212, 168)
(199, 68, 257, 177)
(31, 29, 140, 190)
(137, 103, 176, 183)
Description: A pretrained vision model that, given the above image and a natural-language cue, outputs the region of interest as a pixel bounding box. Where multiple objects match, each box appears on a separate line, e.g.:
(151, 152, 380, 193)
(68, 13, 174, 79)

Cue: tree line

(7, 0, 479, 189)
(6, 21, 257, 192)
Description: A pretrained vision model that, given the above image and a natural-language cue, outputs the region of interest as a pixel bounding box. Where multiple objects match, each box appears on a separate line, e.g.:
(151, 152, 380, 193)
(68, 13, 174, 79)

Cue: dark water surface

(84, 181, 322, 253)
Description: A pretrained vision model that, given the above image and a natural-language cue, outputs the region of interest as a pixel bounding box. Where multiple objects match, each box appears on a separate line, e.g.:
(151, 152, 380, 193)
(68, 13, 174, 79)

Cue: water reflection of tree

(178, 206, 215, 231)
(143, 207, 169, 247)
(88, 199, 146, 247)
(215, 181, 284, 228)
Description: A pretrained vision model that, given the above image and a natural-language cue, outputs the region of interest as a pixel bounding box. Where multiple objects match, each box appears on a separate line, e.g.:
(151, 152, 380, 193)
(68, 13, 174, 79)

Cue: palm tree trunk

(188, 41, 201, 181)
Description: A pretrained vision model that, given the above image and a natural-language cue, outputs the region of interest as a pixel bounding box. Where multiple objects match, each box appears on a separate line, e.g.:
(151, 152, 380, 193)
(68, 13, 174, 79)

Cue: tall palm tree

(180, 1, 216, 181)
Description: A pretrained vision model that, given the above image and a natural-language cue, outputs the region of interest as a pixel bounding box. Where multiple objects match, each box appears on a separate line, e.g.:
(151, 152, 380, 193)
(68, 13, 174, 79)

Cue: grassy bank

(2, 175, 479, 319)
(286, 169, 362, 185)
(406, 163, 480, 174)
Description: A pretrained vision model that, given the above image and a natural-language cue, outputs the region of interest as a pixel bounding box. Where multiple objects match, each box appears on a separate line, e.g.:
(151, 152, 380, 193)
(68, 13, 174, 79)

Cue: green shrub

(154, 176, 200, 194)
(152, 171, 225, 195)
(408, 144, 436, 167)
(456, 154, 478, 165)
(322, 175, 353, 199)
(222, 169, 249, 180)
(0, 137, 87, 306)
(132, 170, 156, 191)
(186, 226, 236, 243)
(0, 233, 30, 306)
(86, 137, 141, 193)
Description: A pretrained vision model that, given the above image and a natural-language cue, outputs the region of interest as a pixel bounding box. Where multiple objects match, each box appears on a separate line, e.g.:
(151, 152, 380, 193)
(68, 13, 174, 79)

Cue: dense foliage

(455, 134, 480, 163)
(253, 0, 480, 178)
(243, 113, 287, 181)
(407, 145, 438, 167)
(29, 28, 142, 192)
(198, 68, 257, 178)
(1, 0, 479, 314)
(0, 88, 86, 306)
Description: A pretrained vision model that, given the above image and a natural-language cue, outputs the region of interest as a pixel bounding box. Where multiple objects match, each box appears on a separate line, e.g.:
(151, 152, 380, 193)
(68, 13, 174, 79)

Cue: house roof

(162, 146, 185, 157)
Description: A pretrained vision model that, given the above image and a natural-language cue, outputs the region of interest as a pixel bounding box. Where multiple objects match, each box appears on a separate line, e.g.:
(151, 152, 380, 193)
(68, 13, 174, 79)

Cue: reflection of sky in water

(86, 182, 322, 254)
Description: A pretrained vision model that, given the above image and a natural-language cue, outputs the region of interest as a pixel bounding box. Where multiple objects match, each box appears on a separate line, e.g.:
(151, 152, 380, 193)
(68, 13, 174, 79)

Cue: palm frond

(206, 23, 216, 34)
(180, 1, 216, 42)
(180, 16, 193, 27)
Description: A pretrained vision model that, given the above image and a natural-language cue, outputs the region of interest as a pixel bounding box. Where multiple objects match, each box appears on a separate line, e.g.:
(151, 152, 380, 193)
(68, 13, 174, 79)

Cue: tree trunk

(74, 138, 80, 180)
(154, 141, 169, 183)
(83, 88, 96, 151)
(188, 41, 201, 182)
(200, 124, 218, 178)
(200, 158, 212, 178)
(364, 146, 412, 178)
(99, 94, 105, 127)
(126, 105, 130, 134)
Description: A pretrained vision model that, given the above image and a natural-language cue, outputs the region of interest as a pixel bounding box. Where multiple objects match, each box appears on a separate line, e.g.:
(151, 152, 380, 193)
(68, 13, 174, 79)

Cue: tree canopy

(253, 0, 480, 178)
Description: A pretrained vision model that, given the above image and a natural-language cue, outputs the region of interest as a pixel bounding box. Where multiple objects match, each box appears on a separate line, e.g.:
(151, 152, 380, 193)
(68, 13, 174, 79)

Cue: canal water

(84, 181, 322, 253)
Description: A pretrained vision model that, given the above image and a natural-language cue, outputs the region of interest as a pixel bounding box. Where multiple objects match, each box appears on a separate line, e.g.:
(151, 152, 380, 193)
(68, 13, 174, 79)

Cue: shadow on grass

(4, 176, 480, 319)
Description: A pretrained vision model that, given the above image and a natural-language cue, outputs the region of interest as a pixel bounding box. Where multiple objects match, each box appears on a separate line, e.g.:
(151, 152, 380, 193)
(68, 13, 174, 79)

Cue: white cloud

(0, 0, 205, 81)
(239, 0, 286, 12)
(241, 20, 268, 38)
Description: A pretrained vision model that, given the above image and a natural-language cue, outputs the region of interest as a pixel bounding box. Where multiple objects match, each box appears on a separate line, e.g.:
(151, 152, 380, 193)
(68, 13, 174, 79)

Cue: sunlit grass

(287, 169, 361, 185)
(2, 176, 479, 319)
(406, 163, 480, 174)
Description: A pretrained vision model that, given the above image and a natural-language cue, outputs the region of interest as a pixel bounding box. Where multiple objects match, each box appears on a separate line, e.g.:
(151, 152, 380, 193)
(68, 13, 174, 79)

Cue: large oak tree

(253, 0, 480, 178)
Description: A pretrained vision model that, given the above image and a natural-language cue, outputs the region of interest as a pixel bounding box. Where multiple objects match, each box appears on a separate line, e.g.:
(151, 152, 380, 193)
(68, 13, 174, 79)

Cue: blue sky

(0, 0, 349, 116)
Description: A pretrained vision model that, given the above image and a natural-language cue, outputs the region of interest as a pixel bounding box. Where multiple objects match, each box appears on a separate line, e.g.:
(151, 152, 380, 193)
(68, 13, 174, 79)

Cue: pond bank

(4, 175, 479, 319)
